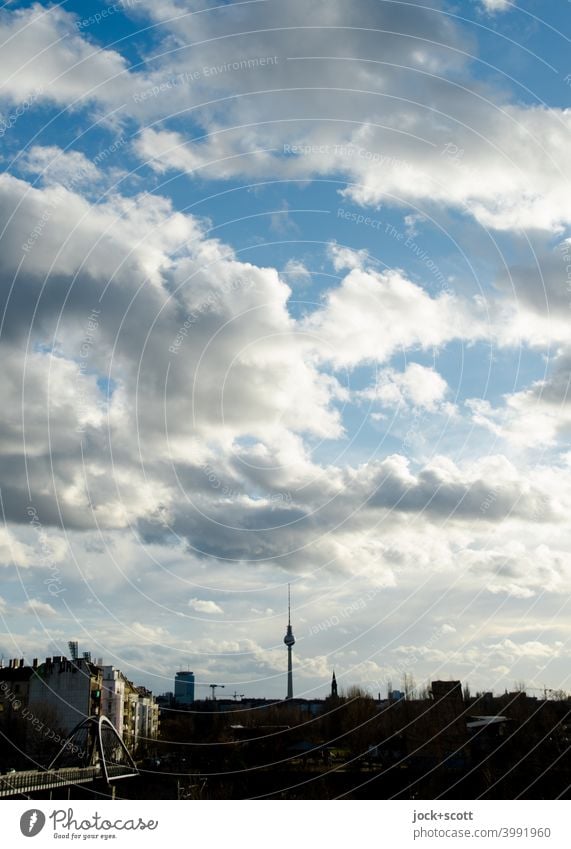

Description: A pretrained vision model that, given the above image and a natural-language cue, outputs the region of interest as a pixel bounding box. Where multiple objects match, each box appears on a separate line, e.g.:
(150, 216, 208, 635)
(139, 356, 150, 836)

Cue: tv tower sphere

(283, 630, 296, 646)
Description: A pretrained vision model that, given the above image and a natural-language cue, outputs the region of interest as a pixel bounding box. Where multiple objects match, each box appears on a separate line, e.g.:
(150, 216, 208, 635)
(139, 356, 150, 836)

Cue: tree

(402, 673, 416, 700)
(550, 689, 568, 701)
(338, 686, 378, 761)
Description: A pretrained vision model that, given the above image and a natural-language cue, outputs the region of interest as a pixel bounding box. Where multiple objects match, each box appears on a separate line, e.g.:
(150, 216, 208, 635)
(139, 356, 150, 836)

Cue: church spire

(331, 669, 338, 698)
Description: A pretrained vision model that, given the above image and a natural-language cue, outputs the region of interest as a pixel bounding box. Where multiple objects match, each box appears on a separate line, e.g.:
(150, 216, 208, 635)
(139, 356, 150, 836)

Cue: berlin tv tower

(283, 584, 295, 700)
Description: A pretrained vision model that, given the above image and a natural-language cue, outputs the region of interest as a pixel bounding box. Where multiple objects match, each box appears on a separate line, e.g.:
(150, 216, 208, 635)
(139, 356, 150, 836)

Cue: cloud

(490, 239, 571, 347)
(0, 165, 566, 583)
(359, 363, 449, 412)
(466, 542, 571, 598)
(23, 599, 57, 617)
(125, 0, 571, 233)
(344, 453, 558, 523)
(0, 3, 131, 106)
(0, 528, 35, 567)
(487, 639, 559, 660)
(467, 349, 571, 449)
(131, 622, 169, 642)
(282, 259, 311, 286)
(304, 265, 479, 368)
(0, 172, 347, 530)
(20, 146, 103, 190)
(188, 598, 224, 614)
(1, 2, 568, 236)
(0, 0, 570, 698)
(329, 244, 371, 272)
(480, 0, 510, 12)
(339, 107, 571, 232)
(0, 174, 563, 595)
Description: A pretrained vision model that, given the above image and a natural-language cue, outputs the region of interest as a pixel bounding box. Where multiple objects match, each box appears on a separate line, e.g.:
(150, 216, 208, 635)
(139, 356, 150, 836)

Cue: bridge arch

(48, 715, 137, 784)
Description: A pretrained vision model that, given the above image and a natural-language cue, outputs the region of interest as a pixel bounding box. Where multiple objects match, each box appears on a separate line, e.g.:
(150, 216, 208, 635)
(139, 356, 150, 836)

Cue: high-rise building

(283, 584, 295, 700)
(174, 671, 195, 705)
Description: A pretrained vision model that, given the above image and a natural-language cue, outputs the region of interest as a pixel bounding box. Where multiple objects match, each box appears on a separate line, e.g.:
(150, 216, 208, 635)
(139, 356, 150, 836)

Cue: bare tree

(551, 689, 568, 701)
(402, 672, 416, 700)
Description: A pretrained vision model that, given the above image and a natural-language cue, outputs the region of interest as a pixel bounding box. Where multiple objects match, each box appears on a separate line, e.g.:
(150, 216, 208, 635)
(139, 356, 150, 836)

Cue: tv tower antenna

(283, 583, 295, 700)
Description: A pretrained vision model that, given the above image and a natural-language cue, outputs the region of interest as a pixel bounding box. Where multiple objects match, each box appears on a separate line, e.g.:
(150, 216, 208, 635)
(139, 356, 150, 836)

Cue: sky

(0, 0, 570, 700)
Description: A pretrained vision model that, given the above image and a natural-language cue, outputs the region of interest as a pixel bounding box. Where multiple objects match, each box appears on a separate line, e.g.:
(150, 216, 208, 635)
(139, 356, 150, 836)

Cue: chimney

(19, 659, 24, 668)
(32, 659, 38, 669)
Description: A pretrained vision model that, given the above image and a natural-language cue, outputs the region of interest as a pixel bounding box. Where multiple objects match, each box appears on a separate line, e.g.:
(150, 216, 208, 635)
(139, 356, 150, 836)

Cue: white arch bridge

(0, 715, 138, 798)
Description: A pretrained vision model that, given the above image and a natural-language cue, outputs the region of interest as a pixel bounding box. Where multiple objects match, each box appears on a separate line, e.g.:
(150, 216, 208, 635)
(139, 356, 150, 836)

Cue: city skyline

(0, 0, 570, 702)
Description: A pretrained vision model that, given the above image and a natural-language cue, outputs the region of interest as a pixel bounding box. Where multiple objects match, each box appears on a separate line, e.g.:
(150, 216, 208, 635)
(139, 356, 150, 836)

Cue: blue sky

(0, 0, 570, 699)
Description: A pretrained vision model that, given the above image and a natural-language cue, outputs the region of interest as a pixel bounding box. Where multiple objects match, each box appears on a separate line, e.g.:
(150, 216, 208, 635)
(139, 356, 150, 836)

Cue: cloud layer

(0, 0, 570, 697)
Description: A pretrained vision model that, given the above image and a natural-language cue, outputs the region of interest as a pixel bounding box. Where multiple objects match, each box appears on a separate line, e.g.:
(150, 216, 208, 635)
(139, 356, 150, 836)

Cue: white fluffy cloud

(1, 1, 568, 235)
(159, 74, 567, 233)
(0, 3, 131, 106)
(304, 266, 478, 368)
(0, 167, 565, 549)
(480, 0, 510, 12)
(468, 350, 571, 449)
(0, 528, 35, 568)
(360, 363, 449, 411)
(189, 598, 224, 614)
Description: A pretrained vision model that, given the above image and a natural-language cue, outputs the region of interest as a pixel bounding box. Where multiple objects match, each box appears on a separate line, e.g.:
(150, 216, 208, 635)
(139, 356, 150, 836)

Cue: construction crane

(232, 691, 245, 701)
(209, 684, 225, 700)
(526, 687, 555, 699)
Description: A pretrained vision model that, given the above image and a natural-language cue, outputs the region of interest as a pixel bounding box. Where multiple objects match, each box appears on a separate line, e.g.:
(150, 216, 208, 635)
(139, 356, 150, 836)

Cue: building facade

(27, 656, 102, 734)
(135, 686, 160, 751)
(100, 666, 160, 753)
(1, 655, 159, 762)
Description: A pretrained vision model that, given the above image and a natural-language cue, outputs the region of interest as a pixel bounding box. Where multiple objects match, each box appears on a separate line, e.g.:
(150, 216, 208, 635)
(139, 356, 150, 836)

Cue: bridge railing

(0, 764, 136, 797)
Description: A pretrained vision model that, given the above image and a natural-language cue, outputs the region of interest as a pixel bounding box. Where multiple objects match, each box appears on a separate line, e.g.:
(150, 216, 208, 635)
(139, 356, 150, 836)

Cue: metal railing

(0, 764, 135, 797)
